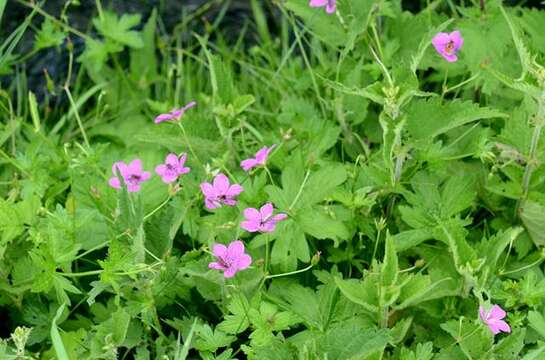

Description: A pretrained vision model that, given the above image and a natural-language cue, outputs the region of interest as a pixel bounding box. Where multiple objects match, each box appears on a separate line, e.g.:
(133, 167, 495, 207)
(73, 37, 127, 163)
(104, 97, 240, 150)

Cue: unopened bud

(311, 251, 321, 266)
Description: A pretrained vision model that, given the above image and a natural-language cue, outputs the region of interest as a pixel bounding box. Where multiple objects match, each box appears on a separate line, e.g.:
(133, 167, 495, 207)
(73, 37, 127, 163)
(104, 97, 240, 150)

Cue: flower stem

(264, 263, 314, 280)
(177, 122, 203, 168)
(288, 169, 311, 212)
(517, 97, 544, 215)
(143, 196, 172, 221)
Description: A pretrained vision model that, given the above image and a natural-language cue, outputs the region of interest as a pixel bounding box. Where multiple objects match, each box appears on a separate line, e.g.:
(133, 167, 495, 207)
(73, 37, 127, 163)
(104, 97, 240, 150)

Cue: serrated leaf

(406, 98, 506, 140)
(93, 12, 143, 48)
(381, 234, 398, 288)
(520, 201, 545, 246)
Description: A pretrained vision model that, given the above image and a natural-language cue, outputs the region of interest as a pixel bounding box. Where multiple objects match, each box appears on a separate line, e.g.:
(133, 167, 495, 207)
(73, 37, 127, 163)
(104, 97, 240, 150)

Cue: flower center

(128, 174, 141, 184)
(445, 40, 455, 54)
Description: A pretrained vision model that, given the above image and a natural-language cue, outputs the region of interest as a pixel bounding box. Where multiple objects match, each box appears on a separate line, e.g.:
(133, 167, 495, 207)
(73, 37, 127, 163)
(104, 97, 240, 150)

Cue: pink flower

(155, 153, 190, 184)
(240, 145, 276, 172)
(154, 101, 196, 124)
(479, 305, 511, 335)
(241, 203, 287, 233)
(309, 0, 336, 13)
(208, 240, 252, 278)
(108, 159, 151, 192)
(431, 31, 464, 62)
(200, 173, 243, 209)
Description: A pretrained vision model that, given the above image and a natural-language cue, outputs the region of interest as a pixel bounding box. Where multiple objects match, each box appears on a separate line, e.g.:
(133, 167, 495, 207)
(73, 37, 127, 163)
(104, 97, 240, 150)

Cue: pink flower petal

(200, 182, 216, 198)
(208, 262, 226, 270)
(260, 221, 277, 233)
(450, 30, 464, 50)
(254, 146, 271, 164)
(241, 220, 261, 232)
(225, 184, 243, 197)
(127, 184, 141, 192)
(213, 174, 230, 194)
(165, 153, 179, 166)
(154, 113, 173, 123)
(479, 306, 487, 322)
(227, 240, 245, 257)
(489, 305, 506, 320)
(212, 243, 228, 258)
(272, 214, 288, 224)
(112, 161, 128, 177)
(182, 101, 197, 111)
(140, 171, 152, 182)
(155, 164, 167, 177)
(260, 203, 274, 219)
(309, 0, 328, 6)
(223, 267, 237, 278)
(160, 174, 178, 184)
(236, 254, 252, 270)
(205, 198, 220, 209)
(241, 158, 258, 172)
(128, 159, 143, 173)
(108, 177, 121, 189)
(243, 207, 261, 221)
(325, 0, 336, 13)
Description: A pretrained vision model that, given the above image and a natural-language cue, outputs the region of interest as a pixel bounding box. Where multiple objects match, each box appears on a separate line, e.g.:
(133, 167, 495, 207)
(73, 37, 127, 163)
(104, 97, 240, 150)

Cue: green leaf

(51, 304, 70, 360)
(492, 328, 525, 359)
(381, 234, 398, 288)
(93, 12, 143, 48)
(34, 18, 65, 50)
(298, 163, 347, 207)
(406, 98, 507, 140)
(520, 201, 545, 246)
(334, 277, 378, 314)
(297, 207, 349, 244)
(528, 311, 545, 339)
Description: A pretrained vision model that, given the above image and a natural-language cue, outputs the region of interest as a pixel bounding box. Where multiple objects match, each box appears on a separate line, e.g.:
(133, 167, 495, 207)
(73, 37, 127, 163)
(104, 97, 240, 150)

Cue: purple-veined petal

(243, 207, 261, 221)
(489, 305, 507, 320)
(208, 262, 226, 270)
(260, 203, 274, 219)
(236, 254, 252, 270)
(165, 153, 179, 166)
(325, 0, 336, 13)
(128, 159, 143, 173)
(227, 240, 245, 257)
(212, 243, 228, 258)
(272, 213, 288, 222)
(225, 184, 243, 197)
(155, 164, 167, 177)
(205, 198, 220, 209)
(241, 158, 258, 172)
(223, 267, 237, 278)
(213, 174, 230, 194)
(241, 220, 261, 232)
(200, 182, 216, 198)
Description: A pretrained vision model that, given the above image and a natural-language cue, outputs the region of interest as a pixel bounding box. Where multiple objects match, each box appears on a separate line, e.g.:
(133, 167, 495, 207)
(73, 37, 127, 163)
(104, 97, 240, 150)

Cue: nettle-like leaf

(265, 156, 349, 269)
(520, 200, 545, 247)
(405, 98, 507, 140)
(34, 18, 65, 50)
(92, 11, 144, 48)
(335, 235, 453, 325)
(439, 318, 493, 359)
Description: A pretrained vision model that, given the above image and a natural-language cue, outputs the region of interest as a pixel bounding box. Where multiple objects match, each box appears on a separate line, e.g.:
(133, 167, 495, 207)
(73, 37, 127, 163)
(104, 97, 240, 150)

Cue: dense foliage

(1, 0, 545, 358)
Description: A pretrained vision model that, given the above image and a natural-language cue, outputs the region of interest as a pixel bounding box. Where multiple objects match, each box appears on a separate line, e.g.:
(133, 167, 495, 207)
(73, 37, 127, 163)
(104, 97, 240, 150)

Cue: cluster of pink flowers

(108, 102, 287, 279)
